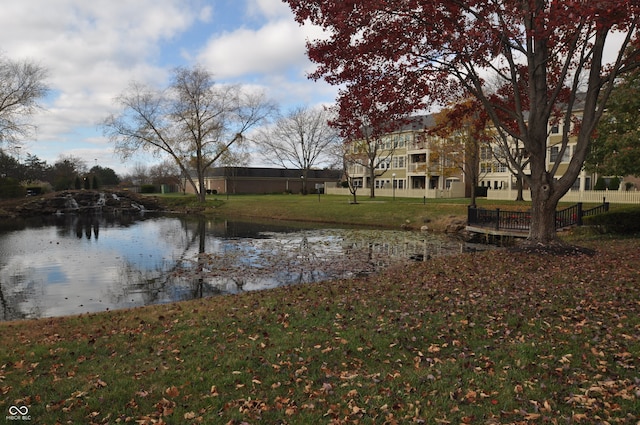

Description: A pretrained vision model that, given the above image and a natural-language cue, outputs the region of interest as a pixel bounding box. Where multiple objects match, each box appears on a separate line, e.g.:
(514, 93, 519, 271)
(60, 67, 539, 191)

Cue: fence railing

(326, 183, 640, 204)
(467, 201, 610, 232)
(486, 188, 640, 204)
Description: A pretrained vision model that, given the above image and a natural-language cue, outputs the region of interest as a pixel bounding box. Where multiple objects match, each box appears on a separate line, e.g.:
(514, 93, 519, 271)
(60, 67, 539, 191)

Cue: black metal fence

(468, 201, 610, 232)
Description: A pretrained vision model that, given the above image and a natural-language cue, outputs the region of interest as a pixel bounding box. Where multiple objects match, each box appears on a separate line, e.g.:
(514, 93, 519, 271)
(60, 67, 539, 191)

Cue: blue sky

(0, 0, 337, 175)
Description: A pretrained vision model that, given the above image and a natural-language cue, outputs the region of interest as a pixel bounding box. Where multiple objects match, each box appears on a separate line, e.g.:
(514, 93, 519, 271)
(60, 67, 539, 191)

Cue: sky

(0, 0, 337, 175)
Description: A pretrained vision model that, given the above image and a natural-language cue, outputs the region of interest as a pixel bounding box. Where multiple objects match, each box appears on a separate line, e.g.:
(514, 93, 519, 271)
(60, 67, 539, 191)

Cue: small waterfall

(131, 202, 146, 213)
(96, 192, 106, 207)
(64, 195, 79, 210)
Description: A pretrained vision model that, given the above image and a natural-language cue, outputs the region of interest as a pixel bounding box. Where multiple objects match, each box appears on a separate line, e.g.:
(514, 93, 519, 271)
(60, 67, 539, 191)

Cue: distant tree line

(0, 151, 122, 195)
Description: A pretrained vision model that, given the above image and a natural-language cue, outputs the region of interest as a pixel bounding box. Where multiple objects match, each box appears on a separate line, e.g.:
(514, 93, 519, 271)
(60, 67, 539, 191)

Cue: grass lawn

(157, 193, 597, 232)
(0, 195, 638, 424)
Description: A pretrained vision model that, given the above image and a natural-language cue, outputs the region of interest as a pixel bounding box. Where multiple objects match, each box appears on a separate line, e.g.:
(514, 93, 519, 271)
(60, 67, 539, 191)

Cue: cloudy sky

(0, 0, 336, 175)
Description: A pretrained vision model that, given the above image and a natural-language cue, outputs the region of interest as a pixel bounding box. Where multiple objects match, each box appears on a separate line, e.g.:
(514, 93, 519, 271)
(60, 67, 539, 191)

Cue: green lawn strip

(156, 193, 618, 233)
(1, 238, 638, 423)
(157, 193, 474, 230)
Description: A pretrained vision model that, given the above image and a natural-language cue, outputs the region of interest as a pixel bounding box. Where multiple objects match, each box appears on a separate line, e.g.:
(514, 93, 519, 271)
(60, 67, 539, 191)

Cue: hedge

(582, 207, 640, 233)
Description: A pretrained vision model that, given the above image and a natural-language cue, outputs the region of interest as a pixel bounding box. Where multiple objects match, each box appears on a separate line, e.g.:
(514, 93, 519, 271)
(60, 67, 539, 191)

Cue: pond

(0, 214, 470, 321)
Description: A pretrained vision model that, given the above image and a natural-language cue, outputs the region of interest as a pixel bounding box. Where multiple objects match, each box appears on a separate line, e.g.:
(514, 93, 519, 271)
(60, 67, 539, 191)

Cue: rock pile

(12, 190, 162, 217)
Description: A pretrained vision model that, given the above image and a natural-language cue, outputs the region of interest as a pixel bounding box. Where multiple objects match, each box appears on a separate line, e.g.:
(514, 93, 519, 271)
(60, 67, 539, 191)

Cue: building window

(571, 177, 580, 191)
(480, 146, 492, 161)
(550, 145, 570, 163)
(550, 124, 559, 134)
(392, 155, 406, 169)
(375, 179, 393, 189)
(350, 178, 363, 188)
(376, 158, 391, 170)
(397, 134, 406, 148)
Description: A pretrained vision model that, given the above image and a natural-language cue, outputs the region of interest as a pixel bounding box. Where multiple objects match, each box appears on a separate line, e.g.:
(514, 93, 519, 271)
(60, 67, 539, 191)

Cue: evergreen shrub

(140, 184, 156, 193)
(583, 207, 640, 233)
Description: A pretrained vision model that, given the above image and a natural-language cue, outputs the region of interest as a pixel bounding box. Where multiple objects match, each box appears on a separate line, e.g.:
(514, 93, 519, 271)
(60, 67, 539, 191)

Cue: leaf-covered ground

(0, 238, 638, 424)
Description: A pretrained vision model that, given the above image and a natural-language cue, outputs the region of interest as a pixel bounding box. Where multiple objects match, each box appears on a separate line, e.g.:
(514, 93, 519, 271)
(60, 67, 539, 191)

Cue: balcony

(409, 163, 427, 173)
(407, 141, 427, 151)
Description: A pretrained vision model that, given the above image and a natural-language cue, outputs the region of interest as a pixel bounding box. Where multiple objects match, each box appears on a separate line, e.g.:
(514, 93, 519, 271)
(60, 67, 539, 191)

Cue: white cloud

(0, 0, 337, 174)
(246, 0, 292, 19)
(198, 19, 309, 79)
(0, 1, 202, 169)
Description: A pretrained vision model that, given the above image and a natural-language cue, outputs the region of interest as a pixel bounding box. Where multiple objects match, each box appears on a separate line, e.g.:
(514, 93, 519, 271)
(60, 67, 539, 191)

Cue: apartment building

(345, 115, 467, 197)
(478, 112, 596, 195)
(334, 101, 638, 202)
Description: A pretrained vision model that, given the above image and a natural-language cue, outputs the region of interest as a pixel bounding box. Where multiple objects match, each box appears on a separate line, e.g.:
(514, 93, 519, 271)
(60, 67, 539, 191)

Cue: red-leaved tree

(285, 0, 640, 245)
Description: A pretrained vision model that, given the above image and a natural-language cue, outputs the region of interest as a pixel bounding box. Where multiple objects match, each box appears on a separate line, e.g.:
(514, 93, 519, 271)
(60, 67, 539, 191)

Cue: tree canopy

(285, 0, 640, 244)
(587, 70, 640, 177)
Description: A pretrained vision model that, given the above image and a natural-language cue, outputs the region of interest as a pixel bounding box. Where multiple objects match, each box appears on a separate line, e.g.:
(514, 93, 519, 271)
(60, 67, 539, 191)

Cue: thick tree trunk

(527, 168, 560, 244)
(528, 195, 558, 244)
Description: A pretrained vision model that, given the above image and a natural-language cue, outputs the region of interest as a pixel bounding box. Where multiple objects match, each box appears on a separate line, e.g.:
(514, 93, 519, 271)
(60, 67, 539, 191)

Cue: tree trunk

(302, 168, 310, 195)
(197, 168, 206, 203)
(527, 171, 559, 244)
(515, 175, 524, 202)
(349, 184, 358, 204)
(368, 167, 376, 198)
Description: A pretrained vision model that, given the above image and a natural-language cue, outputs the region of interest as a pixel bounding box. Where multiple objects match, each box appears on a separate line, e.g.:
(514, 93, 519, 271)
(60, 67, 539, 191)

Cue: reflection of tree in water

(170, 230, 425, 294)
(0, 216, 467, 320)
(0, 274, 44, 321)
(105, 217, 228, 306)
(106, 260, 224, 307)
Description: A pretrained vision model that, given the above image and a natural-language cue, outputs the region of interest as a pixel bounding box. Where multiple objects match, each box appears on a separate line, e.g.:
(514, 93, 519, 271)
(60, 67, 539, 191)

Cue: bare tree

(0, 54, 49, 147)
(149, 158, 181, 189)
(428, 100, 492, 206)
(103, 65, 276, 202)
(255, 106, 340, 194)
(341, 146, 361, 204)
(130, 162, 150, 186)
(489, 134, 531, 201)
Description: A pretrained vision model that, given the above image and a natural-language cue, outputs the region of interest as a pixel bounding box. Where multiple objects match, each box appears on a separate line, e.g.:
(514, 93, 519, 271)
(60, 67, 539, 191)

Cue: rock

(10, 190, 161, 217)
(445, 219, 467, 234)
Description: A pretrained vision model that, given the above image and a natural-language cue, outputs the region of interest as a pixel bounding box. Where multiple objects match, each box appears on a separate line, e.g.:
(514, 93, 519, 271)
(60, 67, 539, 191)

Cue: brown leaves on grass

(0, 239, 638, 423)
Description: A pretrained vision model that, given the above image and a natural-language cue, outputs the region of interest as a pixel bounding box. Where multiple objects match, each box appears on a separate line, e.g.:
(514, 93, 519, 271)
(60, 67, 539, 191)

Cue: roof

(397, 115, 436, 132)
(206, 167, 342, 179)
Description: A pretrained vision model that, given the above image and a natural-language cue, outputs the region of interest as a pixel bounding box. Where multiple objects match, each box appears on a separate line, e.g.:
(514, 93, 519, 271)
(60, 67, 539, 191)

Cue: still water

(0, 214, 461, 321)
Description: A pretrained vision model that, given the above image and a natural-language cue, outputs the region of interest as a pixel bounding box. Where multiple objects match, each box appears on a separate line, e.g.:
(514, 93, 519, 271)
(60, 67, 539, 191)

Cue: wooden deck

(465, 225, 529, 238)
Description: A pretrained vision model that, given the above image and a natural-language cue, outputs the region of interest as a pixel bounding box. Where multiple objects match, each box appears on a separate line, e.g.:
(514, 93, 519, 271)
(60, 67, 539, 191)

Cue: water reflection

(0, 215, 465, 321)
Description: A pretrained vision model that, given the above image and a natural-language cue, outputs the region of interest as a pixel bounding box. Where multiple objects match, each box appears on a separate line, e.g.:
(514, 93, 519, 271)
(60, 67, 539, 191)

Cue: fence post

(577, 202, 583, 226)
(496, 208, 500, 230)
(467, 205, 475, 224)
